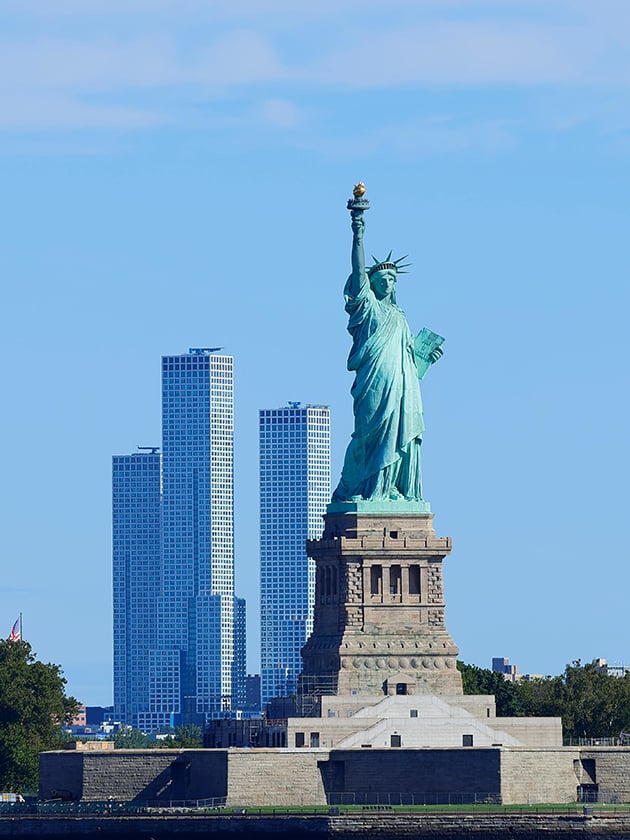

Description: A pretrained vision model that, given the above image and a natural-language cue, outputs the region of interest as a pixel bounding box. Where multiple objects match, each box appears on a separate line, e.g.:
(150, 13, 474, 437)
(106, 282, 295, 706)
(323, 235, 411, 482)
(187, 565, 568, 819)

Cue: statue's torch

(347, 182, 370, 214)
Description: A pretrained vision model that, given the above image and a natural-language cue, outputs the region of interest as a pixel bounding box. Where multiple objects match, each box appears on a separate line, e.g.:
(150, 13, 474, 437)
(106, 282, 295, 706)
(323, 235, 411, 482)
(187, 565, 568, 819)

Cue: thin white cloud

(0, 0, 482, 18)
(305, 21, 598, 87)
(297, 114, 517, 160)
(1, 2, 629, 132)
(0, 36, 178, 92)
(192, 30, 285, 86)
(0, 29, 285, 129)
(0, 31, 283, 93)
(0, 92, 163, 129)
(258, 98, 301, 128)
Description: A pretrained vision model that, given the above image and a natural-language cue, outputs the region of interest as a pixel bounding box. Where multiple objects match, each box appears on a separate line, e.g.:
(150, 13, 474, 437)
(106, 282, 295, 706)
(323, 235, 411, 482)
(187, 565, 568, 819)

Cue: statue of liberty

(331, 184, 444, 505)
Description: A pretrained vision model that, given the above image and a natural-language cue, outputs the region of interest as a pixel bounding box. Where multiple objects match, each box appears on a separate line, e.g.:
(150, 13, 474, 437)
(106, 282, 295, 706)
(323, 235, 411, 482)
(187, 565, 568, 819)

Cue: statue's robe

(332, 272, 425, 502)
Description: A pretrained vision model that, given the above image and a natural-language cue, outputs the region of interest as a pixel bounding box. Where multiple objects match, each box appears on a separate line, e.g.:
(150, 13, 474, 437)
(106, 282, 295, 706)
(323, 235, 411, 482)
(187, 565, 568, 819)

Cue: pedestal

(299, 510, 462, 706)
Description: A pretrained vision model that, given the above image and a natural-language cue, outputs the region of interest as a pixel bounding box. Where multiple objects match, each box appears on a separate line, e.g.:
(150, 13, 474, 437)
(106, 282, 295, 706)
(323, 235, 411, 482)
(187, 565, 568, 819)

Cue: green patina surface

(331, 187, 443, 510)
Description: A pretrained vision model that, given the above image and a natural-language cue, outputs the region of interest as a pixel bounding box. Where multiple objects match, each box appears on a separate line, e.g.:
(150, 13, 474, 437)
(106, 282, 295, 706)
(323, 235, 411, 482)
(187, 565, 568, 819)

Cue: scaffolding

(297, 675, 339, 718)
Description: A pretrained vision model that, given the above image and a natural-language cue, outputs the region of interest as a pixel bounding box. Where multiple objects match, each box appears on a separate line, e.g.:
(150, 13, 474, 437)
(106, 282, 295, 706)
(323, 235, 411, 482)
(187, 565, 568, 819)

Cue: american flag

(8, 617, 20, 641)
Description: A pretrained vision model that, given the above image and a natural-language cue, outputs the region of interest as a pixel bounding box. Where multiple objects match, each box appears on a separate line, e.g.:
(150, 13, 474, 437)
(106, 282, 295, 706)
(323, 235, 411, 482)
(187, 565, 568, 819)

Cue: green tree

(0, 640, 78, 792)
(563, 661, 630, 738)
(457, 661, 524, 716)
(170, 724, 202, 747)
(516, 673, 566, 719)
(112, 727, 152, 749)
(518, 661, 630, 740)
(453, 659, 630, 740)
(157, 724, 202, 748)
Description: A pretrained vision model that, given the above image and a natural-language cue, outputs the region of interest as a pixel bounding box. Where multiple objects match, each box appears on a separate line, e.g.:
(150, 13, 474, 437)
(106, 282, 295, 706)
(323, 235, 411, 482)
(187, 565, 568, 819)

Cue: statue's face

(370, 269, 396, 300)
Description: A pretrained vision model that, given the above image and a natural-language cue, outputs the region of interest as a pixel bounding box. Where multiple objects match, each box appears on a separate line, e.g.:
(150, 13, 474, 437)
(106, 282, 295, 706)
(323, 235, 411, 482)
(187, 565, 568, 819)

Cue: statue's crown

(367, 252, 411, 278)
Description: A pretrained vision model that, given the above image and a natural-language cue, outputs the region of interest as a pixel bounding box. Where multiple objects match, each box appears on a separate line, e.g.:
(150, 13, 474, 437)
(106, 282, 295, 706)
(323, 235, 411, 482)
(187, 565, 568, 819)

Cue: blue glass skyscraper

(154, 349, 236, 724)
(233, 597, 247, 710)
(113, 348, 244, 731)
(259, 403, 330, 705)
(112, 450, 162, 731)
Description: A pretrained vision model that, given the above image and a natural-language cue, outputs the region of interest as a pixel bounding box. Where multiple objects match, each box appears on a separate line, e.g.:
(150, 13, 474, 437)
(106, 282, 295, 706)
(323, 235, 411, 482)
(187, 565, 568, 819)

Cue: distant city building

(492, 657, 519, 681)
(113, 349, 246, 733)
(265, 695, 298, 721)
(595, 658, 630, 678)
(153, 349, 238, 726)
(245, 674, 262, 713)
(259, 403, 330, 705)
(65, 705, 118, 739)
(113, 450, 162, 729)
(85, 706, 113, 726)
(71, 706, 87, 727)
(233, 597, 247, 710)
(492, 657, 541, 683)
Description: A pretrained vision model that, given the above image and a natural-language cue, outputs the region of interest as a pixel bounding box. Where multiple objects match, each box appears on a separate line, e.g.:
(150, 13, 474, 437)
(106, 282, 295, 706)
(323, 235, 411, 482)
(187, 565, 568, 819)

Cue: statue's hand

(351, 211, 365, 240)
(428, 346, 443, 364)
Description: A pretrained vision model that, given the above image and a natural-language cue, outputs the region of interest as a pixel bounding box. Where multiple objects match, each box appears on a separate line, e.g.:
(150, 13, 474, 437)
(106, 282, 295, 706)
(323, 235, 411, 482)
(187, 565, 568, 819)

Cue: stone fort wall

(39, 746, 630, 806)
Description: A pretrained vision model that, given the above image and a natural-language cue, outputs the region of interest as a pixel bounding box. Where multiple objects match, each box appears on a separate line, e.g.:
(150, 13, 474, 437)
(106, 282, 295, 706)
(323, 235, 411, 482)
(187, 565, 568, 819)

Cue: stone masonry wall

(5, 813, 630, 839)
(225, 750, 327, 806)
(491, 717, 563, 747)
(328, 813, 630, 838)
(39, 746, 630, 808)
(581, 748, 630, 800)
(39, 750, 230, 803)
(329, 749, 502, 800)
(81, 751, 181, 801)
(39, 752, 84, 800)
(499, 748, 580, 805)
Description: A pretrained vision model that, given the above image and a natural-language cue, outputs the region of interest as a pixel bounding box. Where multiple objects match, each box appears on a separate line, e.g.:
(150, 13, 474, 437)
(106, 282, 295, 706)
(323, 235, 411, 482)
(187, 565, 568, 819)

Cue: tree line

(0, 640, 202, 793)
(0, 640, 78, 793)
(458, 659, 630, 739)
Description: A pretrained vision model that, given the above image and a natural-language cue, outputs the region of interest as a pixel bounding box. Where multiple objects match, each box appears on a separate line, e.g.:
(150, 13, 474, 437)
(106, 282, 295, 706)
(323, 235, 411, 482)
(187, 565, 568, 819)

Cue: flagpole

(19, 612, 22, 641)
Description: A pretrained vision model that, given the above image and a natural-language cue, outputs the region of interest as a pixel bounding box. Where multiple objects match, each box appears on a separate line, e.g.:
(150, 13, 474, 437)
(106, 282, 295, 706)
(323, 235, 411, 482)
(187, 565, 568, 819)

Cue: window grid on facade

(112, 452, 165, 729)
(259, 404, 331, 705)
(113, 350, 246, 732)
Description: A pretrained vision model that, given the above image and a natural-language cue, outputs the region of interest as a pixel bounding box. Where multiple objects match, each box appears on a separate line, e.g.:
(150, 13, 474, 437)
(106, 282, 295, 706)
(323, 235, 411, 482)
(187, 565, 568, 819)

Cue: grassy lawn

(198, 803, 630, 816)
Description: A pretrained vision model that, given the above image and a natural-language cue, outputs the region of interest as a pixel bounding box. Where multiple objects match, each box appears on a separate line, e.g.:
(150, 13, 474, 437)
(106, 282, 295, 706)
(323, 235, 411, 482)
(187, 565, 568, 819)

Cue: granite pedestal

(299, 509, 462, 706)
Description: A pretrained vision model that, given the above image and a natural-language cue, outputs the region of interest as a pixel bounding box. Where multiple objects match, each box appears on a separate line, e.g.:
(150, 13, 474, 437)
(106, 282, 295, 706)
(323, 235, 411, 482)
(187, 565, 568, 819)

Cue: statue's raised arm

(347, 183, 368, 298)
(330, 184, 443, 511)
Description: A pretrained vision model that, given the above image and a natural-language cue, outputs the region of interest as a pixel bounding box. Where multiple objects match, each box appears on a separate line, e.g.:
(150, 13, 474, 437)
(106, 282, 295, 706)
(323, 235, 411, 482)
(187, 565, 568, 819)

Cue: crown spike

(367, 251, 411, 278)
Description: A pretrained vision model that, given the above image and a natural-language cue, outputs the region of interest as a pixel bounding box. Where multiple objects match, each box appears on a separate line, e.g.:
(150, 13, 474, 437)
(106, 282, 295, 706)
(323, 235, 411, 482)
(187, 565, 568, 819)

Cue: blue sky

(1, 0, 629, 705)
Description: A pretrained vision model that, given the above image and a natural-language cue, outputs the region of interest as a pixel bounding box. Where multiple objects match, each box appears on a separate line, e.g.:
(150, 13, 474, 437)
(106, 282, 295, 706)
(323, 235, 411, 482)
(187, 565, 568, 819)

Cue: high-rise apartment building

(112, 450, 162, 731)
(113, 348, 244, 731)
(259, 403, 330, 705)
(233, 597, 247, 710)
(155, 349, 236, 724)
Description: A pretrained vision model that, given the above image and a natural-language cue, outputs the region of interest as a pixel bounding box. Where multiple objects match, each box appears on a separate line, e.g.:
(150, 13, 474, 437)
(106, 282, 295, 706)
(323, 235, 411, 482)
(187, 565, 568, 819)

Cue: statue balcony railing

(307, 536, 451, 552)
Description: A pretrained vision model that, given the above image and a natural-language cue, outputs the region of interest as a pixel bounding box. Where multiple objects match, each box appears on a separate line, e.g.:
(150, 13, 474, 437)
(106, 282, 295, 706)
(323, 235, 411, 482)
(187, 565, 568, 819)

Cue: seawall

(1, 813, 630, 839)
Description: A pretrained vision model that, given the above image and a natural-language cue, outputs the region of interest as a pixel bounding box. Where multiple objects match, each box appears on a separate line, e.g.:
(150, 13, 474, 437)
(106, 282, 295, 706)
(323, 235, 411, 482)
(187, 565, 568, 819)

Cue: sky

(1, 0, 629, 706)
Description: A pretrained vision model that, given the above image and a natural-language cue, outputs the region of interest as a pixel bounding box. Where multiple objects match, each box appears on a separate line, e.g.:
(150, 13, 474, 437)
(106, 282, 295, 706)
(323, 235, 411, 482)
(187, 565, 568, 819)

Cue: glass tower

(112, 450, 162, 730)
(233, 597, 247, 710)
(153, 349, 237, 724)
(113, 348, 246, 732)
(259, 403, 330, 705)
